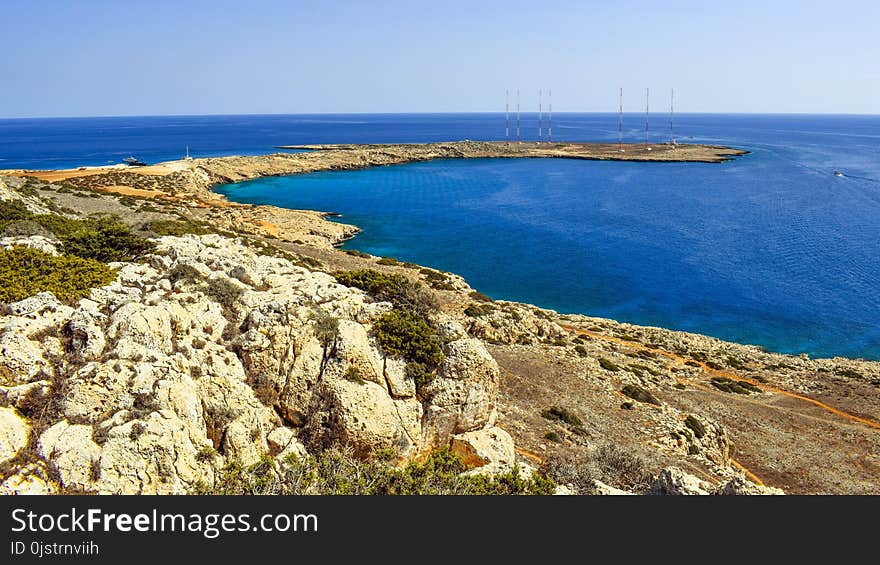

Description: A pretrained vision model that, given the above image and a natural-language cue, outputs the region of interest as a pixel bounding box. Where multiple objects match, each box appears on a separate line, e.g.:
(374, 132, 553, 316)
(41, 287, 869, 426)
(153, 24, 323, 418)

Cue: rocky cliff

(0, 230, 509, 494)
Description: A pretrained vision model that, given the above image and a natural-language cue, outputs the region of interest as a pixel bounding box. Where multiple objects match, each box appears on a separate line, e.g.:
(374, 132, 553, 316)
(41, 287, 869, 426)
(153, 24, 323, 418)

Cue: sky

(1, 0, 879, 117)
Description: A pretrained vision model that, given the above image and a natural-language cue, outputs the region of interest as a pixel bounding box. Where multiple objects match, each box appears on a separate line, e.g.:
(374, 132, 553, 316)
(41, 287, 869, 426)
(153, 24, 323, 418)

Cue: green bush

(684, 415, 706, 439)
(60, 215, 155, 262)
(0, 200, 34, 226)
(621, 384, 661, 406)
(464, 303, 494, 318)
(147, 219, 212, 236)
(374, 309, 444, 372)
(343, 366, 366, 385)
(0, 247, 116, 304)
(598, 357, 620, 372)
(574, 345, 588, 357)
(710, 376, 761, 394)
(541, 406, 583, 427)
(726, 356, 746, 370)
(335, 269, 410, 302)
(468, 290, 493, 303)
(0, 202, 154, 263)
(376, 257, 400, 266)
(193, 448, 555, 495)
(544, 431, 562, 443)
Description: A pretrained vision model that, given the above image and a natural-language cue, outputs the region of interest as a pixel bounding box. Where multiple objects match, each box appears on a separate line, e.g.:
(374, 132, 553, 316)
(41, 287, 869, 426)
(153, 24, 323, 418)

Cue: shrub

(0, 247, 117, 304)
(621, 384, 661, 406)
(464, 303, 493, 318)
(598, 357, 620, 372)
(468, 290, 493, 303)
(835, 367, 861, 379)
(374, 309, 444, 372)
(60, 215, 155, 262)
(311, 309, 340, 349)
(0, 199, 34, 226)
(0, 202, 154, 263)
(710, 376, 761, 394)
(1, 219, 52, 238)
(630, 363, 660, 376)
(376, 257, 400, 266)
(335, 269, 409, 301)
(147, 219, 212, 236)
(574, 345, 588, 357)
(726, 356, 745, 369)
(204, 278, 245, 316)
(544, 431, 562, 443)
(684, 415, 706, 439)
(196, 446, 218, 463)
(343, 366, 366, 385)
(543, 443, 655, 493)
(541, 406, 583, 427)
(193, 448, 555, 495)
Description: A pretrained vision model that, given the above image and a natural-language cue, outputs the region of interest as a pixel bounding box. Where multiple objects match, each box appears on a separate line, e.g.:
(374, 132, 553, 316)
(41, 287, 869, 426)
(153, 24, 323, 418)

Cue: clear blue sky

(2, 0, 878, 117)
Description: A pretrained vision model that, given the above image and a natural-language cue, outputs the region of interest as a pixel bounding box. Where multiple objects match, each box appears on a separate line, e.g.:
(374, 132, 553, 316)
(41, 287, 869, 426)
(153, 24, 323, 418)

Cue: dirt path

(561, 324, 880, 431)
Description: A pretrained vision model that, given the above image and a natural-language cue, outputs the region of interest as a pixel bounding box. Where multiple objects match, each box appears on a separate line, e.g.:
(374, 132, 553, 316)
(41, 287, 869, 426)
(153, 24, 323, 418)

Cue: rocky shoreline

(1, 142, 879, 495)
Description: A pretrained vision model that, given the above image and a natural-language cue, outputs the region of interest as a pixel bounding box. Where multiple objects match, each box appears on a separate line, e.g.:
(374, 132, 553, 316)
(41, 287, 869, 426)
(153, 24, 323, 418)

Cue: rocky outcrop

(648, 467, 783, 496)
(716, 476, 785, 496)
(0, 234, 505, 494)
(649, 467, 715, 496)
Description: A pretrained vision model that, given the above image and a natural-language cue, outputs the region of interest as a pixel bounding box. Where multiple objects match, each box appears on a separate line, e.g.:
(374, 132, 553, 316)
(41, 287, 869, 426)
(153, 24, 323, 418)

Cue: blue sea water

(4, 113, 880, 359)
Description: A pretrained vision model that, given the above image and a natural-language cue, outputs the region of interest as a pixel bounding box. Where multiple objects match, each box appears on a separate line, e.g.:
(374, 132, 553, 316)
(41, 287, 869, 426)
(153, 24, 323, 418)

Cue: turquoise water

(216, 115, 880, 360)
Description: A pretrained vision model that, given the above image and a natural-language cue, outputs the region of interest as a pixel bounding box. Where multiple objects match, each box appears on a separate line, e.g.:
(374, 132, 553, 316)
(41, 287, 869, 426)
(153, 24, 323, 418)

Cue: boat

(123, 156, 147, 167)
(184, 146, 193, 161)
(834, 170, 844, 177)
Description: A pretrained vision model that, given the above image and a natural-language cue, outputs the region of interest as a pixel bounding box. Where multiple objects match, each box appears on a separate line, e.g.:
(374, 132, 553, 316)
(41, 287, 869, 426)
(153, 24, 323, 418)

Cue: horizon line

(2, 110, 879, 121)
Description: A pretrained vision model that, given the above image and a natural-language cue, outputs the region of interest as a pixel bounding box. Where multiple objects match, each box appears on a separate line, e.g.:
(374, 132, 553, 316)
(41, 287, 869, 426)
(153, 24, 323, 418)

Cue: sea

(2, 113, 880, 359)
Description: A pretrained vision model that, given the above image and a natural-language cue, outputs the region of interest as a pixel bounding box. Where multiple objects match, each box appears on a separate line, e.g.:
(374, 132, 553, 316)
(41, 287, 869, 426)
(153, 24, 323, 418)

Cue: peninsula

(2, 140, 879, 496)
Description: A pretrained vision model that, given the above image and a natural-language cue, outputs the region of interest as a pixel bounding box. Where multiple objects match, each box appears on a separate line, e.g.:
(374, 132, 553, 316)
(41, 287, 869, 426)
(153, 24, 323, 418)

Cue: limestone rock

(649, 467, 714, 496)
(304, 378, 421, 458)
(716, 476, 785, 496)
(451, 426, 515, 474)
(37, 421, 102, 492)
(421, 337, 499, 448)
(0, 235, 60, 255)
(593, 480, 636, 496)
(0, 407, 29, 466)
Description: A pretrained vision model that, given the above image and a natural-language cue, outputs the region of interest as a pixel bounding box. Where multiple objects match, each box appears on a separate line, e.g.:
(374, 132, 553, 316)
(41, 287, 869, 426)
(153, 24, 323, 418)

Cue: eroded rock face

(0, 234, 508, 494)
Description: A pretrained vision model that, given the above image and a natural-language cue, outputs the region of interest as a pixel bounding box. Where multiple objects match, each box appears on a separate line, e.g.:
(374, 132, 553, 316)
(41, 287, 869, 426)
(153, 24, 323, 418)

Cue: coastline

(2, 142, 880, 493)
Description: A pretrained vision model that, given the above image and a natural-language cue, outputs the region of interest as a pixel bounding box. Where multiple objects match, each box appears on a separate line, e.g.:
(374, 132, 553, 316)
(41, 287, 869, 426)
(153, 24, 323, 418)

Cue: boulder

(37, 421, 102, 492)
(451, 426, 515, 474)
(420, 337, 499, 448)
(649, 467, 714, 496)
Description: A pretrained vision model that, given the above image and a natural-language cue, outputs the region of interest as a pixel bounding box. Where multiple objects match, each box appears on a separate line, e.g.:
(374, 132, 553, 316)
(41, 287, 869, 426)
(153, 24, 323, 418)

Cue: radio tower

(618, 87, 624, 152)
(516, 89, 521, 144)
(669, 88, 676, 146)
(538, 89, 543, 143)
(645, 88, 650, 149)
(505, 90, 510, 145)
(548, 90, 553, 143)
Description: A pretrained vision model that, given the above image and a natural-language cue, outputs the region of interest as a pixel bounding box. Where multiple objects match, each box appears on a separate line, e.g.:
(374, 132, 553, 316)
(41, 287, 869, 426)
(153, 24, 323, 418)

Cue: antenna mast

(618, 87, 623, 152)
(538, 89, 543, 143)
(505, 90, 510, 145)
(548, 90, 553, 143)
(645, 88, 649, 148)
(670, 88, 676, 146)
(516, 90, 521, 144)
